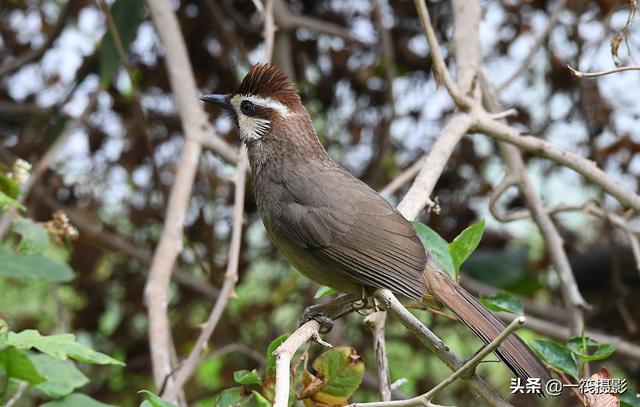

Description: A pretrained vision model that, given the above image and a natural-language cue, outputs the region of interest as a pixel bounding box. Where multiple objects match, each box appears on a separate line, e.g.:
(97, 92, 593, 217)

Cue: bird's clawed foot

(299, 306, 335, 334)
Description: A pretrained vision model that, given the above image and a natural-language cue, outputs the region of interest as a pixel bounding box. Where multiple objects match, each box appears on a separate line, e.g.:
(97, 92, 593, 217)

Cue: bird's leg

(351, 286, 370, 315)
(371, 297, 381, 312)
(299, 293, 360, 334)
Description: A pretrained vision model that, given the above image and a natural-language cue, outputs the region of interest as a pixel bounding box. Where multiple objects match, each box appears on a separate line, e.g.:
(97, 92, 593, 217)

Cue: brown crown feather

(238, 64, 301, 107)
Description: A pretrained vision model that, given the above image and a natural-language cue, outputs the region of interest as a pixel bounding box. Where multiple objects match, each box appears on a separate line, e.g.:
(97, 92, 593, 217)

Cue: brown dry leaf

(584, 368, 620, 407)
(299, 369, 325, 400)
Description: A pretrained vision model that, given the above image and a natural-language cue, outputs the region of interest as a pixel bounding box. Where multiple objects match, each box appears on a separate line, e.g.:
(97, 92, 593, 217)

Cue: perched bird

(201, 64, 551, 385)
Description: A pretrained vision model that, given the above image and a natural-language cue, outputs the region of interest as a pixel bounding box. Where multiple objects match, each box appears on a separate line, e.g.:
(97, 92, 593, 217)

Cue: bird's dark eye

(240, 100, 255, 115)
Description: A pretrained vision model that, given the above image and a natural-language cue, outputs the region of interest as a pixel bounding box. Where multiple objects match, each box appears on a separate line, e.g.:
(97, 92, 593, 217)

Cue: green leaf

(479, 291, 523, 315)
(234, 369, 262, 385)
(0, 346, 45, 383)
(196, 357, 223, 391)
(265, 334, 289, 379)
(566, 336, 615, 362)
(308, 347, 364, 404)
(314, 286, 337, 298)
(0, 246, 74, 282)
(0, 190, 24, 211)
(5, 330, 124, 366)
(529, 339, 578, 379)
(262, 334, 289, 401)
(462, 246, 532, 290)
(139, 390, 177, 407)
(250, 391, 271, 407)
(0, 174, 20, 199)
(621, 386, 640, 407)
(41, 393, 115, 407)
(31, 354, 89, 397)
(99, 0, 144, 87)
(410, 221, 456, 279)
(449, 220, 485, 273)
(213, 387, 246, 407)
(12, 218, 50, 254)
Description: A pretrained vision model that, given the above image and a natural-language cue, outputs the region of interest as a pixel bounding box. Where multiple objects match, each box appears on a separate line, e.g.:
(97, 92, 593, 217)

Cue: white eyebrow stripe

(239, 94, 291, 117)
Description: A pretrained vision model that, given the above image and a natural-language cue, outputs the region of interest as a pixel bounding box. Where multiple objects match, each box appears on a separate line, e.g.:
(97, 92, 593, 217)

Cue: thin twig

(3, 382, 27, 407)
(379, 156, 427, 199)
(497, 0, 567, 91)
(394, 0, 482, 219)
(374, 289, 512, 407)
(274, 0, 372, 46)
(413, 0, 471, 108)
(163, 149, 248, 400)
(352, 317, 526, 407)
(390, 378, 408, 391)
(567, 64, 640, 78)
(207, 342, 266, 366)
(489, 108, 518, 120)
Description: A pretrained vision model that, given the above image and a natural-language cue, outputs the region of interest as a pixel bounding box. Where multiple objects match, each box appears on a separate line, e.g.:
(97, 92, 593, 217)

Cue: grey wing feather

(277, 166, 427, 300)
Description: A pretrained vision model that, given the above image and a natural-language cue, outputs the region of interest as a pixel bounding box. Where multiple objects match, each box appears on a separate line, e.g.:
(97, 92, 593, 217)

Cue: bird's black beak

(200, 93, 233, 111)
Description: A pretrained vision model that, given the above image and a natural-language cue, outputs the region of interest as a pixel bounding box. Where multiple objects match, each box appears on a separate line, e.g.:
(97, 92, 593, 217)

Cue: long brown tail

(423, 258, 552, 384)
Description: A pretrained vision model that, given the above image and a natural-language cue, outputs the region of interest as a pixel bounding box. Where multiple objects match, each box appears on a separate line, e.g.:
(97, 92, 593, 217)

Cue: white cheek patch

(237, 115, 270, 141)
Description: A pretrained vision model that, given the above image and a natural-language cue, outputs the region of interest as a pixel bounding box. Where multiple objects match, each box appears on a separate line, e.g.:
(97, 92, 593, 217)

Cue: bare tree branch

(273, 320, 322, 407)
(472, 113, 640, 211)
(451, 0, 482, 96)
(396, 114, 471, 219)
(413, 0, 471, 108)
(273, 288, 512, 407)
(365, 310, 392, 402)
(263, 0, 275, 62)
(480, 74, 588, 334)
(163, 149, 248, 400)
(143, 0, 233, 401)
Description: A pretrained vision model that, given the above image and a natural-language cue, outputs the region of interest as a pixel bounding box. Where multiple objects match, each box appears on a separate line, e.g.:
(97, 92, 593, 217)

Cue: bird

(200, 63, 551, 386)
